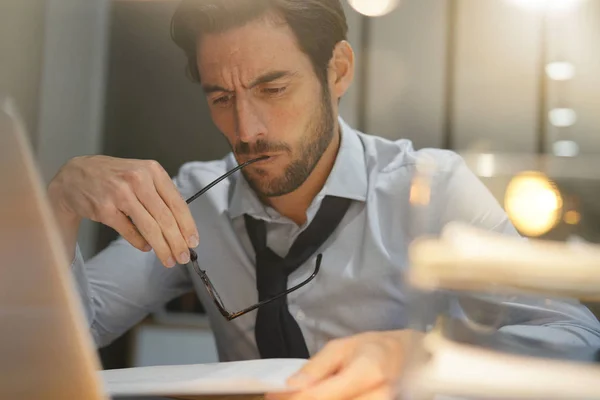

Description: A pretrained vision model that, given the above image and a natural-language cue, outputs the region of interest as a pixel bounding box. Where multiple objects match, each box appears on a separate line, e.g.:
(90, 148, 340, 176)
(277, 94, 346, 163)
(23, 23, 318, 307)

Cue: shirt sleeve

(71, 236, 193, 348)
(436, 153, 600, 346)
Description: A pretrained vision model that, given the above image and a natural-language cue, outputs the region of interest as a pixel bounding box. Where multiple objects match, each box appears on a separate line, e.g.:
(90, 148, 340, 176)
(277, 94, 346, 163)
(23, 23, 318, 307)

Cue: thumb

(288, 340, 350, 388)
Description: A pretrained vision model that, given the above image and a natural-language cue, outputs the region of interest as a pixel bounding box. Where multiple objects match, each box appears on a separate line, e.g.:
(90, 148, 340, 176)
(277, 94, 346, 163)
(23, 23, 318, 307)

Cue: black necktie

(244, 196, 352, 359)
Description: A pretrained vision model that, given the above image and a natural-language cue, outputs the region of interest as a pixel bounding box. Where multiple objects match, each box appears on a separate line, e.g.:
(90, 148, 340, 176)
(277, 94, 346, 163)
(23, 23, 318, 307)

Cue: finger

(121, 199, 176, 268)
(292, 355, 386, 400)
(150, 161, 199, 248)
(136, 185, 191, 266)
(106, 210, 151, 252)
(288, 340, 349, 388)
(352, 384, 395, 400)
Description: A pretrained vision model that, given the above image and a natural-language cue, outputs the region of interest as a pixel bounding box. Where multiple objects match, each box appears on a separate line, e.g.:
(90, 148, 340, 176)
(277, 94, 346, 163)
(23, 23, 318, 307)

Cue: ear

(328, 40, 355, 100)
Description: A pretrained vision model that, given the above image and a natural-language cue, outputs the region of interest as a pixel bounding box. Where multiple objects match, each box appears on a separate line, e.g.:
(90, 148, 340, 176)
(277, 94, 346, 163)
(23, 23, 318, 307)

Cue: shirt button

(296, 310, 306, 321)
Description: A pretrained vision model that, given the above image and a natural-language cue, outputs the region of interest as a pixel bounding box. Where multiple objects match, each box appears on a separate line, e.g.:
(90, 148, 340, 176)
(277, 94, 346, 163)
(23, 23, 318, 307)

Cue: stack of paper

(101, 358, 307, 398)
(403, 331, 600, 400)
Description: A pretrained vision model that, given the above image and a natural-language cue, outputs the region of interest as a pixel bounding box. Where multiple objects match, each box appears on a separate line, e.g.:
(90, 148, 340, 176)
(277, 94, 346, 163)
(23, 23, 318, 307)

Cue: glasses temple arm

(227, 254, 322, 320)
(186, 156, 269, 204)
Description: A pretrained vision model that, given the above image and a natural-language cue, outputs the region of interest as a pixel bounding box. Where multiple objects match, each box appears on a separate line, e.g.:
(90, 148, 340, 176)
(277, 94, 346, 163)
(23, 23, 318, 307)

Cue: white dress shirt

(72, 118, 600, 361)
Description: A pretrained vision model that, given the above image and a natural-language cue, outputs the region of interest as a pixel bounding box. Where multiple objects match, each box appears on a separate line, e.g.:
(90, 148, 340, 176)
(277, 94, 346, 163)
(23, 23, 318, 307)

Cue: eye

(212, 94, 233, 106)
(262, 87, 287, 96)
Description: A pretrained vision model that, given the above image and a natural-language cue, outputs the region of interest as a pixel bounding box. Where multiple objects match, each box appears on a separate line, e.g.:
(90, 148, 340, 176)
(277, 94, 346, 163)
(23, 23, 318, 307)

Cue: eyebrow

(202, 70, 295, 94)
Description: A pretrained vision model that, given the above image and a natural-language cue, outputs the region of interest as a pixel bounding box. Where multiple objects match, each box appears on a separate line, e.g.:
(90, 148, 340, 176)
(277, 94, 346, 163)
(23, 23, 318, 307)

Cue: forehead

(196, 15, 312, 84)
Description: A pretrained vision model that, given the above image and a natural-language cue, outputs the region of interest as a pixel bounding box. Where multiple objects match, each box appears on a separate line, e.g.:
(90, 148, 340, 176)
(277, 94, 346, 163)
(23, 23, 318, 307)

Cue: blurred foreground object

(403, 223, 600, 399)
(0, 95, 105, 399)
(409, 222, 600, 300)
(401, 150, 600, 399)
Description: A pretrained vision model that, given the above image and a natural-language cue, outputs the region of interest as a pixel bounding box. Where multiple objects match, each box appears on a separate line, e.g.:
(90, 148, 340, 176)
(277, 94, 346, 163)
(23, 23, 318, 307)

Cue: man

(47, 0, 600, 399)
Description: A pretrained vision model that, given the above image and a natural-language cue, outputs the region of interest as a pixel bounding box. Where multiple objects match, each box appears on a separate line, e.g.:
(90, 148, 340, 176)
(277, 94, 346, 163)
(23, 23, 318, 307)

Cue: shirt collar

(228, 117, 368, 220)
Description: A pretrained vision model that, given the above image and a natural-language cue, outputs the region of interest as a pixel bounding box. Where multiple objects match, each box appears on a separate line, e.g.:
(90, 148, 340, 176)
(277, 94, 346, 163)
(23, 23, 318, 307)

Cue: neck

(263, 122, 341, 226)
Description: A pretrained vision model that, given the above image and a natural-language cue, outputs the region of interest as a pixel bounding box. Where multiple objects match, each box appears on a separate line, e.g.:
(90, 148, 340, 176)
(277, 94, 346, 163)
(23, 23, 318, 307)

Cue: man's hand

(48, 155, 199, 267)
(266, 330, 420, 400)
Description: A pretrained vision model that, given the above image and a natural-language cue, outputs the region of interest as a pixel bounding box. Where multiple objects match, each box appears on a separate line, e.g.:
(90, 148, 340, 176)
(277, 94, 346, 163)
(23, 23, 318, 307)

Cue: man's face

(197, 15, 335, 197)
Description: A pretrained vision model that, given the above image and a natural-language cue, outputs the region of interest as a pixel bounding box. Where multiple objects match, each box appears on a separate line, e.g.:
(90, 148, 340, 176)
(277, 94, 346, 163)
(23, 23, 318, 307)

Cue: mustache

(234, 139, 292, 156)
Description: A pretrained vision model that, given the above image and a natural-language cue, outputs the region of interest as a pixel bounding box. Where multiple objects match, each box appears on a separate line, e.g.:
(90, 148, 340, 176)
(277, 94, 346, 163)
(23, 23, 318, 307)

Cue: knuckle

(166, 190, 185, 210)
(124, 168, 146, 186)
(164, 227, 187, 252)
(112, 181, 135, 207)
(69, 155, 90, 168)
(155, 205, 175, 225)
(146, 236, 169, 258)
(122, 222, 141, 241)
(154, 211, 178, 238)
(145, 159, 162, 174)
(144, 220, 163, 239)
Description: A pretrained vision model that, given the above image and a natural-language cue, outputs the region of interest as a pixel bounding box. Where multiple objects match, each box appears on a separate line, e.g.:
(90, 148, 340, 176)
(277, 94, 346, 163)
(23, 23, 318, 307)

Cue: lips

(253, 155, 277, 165)
(242, 154, 278, 165)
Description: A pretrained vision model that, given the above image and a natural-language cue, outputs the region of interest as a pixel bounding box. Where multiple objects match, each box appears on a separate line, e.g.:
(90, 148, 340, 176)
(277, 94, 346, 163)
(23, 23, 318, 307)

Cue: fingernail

(288, 373, 314, 388)
(143, 244, 152, 252)
(179, 251, 190, 264)
(188, 235, 199, 248)
(166, 257, 176, 268)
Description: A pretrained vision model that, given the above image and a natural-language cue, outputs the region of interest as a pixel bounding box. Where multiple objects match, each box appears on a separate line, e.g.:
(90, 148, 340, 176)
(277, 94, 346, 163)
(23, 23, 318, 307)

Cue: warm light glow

(508, 0, 584, 11)
(505, 172, 563, 237)
(564, 210, 581, 225)
(553, 140, 580, 157)
(546, 62, 576, 81)
(348, 0, 400, 17)
(549, 108, 577, 127)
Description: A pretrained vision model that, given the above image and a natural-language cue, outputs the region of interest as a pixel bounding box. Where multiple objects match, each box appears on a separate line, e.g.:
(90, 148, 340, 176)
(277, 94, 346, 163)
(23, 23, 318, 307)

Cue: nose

(235, 95, 267, 144)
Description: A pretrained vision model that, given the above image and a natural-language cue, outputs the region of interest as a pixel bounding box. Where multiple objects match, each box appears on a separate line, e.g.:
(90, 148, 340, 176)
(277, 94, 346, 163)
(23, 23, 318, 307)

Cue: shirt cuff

(70, 244, 94, 324)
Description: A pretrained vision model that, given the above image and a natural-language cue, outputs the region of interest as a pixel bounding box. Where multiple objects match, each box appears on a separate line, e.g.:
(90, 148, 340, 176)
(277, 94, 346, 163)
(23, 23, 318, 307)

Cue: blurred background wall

(1, 0, 599, 369)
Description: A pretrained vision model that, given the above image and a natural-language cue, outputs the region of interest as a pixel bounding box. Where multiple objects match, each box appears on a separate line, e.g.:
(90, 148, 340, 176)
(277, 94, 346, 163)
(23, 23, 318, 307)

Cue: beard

(234, 86, 335, 197)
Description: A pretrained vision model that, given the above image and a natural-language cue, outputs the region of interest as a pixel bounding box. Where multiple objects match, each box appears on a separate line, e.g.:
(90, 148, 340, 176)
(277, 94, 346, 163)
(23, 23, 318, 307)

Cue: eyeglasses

(185, 157, 322, 321)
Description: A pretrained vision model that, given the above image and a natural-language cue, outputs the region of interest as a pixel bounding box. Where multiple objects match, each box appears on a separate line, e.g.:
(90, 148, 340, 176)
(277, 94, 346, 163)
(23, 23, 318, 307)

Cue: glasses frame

(189, 250, 321, 321)
(184, 156, 322, 321)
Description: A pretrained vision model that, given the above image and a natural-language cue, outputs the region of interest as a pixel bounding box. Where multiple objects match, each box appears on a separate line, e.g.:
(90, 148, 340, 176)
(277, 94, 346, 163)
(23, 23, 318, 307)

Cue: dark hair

(170, 0, 348, 87)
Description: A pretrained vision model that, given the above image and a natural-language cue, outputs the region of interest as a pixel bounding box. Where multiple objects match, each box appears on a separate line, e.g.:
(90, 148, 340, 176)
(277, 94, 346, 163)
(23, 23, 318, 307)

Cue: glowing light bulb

(348, 0, 400, 17)
(505, 172, 563, 237)
(476, 154, 495, 178)
(549, 108, 577, 127)
(553, 140, 579, 157)
(564, 210, 581, 225)
(546, 62, 576, 80)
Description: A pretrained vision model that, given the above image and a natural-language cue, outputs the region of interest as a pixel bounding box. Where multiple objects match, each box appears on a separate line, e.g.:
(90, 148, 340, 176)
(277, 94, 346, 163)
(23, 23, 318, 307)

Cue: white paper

(101, 358, 308, 396)
(405, 333, 600, 399)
